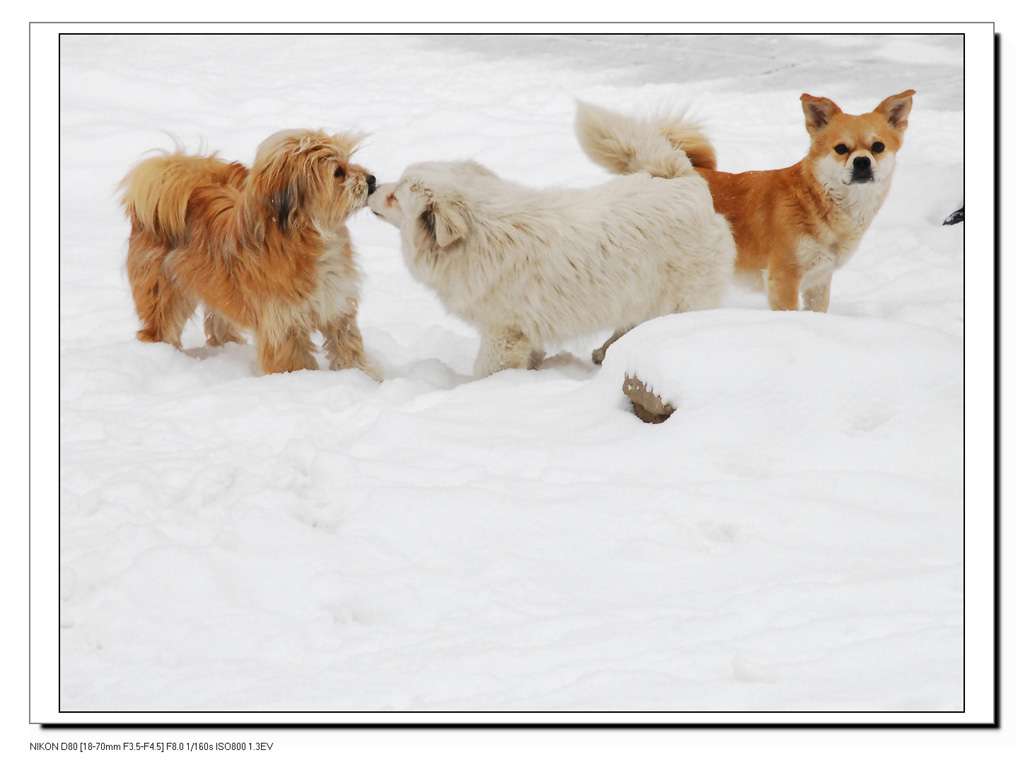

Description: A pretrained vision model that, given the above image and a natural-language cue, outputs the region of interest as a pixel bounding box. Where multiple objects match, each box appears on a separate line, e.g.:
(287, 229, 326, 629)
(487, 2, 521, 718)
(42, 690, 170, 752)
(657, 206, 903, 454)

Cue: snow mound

(605, 310, 962, 478)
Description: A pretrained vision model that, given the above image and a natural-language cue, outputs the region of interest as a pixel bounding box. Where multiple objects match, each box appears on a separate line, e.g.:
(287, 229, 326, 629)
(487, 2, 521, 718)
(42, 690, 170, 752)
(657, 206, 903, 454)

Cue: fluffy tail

(574, 100, 717, 178)
(119, 152, 234, 243)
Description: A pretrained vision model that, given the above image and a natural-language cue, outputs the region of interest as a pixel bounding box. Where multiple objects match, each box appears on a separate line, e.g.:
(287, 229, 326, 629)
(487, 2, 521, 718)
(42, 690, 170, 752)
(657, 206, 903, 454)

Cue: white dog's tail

(574, 100, 717, 178)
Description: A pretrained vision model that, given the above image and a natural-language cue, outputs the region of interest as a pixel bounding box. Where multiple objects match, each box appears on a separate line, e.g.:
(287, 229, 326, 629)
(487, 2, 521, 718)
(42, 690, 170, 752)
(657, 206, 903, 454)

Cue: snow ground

(57, 33, 965, 715)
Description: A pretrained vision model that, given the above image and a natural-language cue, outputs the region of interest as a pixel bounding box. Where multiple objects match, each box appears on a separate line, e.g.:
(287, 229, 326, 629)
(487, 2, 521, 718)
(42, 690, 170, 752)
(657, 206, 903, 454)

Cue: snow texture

(59, 33, 964, 713)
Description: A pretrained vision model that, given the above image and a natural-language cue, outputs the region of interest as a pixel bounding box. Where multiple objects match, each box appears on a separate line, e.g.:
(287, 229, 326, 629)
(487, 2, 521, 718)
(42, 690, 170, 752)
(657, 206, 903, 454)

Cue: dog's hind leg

(255, 327, 318, 374)
(127, 238, 197, 348)
(321, 312, 381, 381)
(592, 326, 633, 365)
(204, 310, 247, 346)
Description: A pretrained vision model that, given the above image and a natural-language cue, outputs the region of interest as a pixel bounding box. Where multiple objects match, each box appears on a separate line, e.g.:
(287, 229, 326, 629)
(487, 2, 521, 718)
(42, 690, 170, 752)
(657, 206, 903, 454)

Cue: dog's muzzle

(849, 156, 873, 183)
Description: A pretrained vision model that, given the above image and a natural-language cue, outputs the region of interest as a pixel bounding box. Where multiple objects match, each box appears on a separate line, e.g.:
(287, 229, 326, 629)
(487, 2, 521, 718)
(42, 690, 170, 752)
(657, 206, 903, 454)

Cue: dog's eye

(871, 141, 885, 153)
(334, 166, 346, 179)
(386, 193, 396, 206)
(834, 144, 849, 155)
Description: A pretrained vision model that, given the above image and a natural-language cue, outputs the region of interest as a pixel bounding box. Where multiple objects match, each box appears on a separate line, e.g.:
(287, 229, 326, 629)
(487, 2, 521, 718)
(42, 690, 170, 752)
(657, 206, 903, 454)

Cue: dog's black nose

(852, 156, 871, 171)
(366, 175, 376, 196)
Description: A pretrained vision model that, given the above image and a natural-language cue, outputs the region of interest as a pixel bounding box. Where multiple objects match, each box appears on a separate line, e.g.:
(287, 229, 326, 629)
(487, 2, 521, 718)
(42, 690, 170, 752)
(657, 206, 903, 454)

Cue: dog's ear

(874, 90, 915, 134)
(420, 195, 469, 249)
(270, 188, 296, 230)
(248, 145, 309, 233)
(265, 165, 307, 232)
(800, 94, 842, 134)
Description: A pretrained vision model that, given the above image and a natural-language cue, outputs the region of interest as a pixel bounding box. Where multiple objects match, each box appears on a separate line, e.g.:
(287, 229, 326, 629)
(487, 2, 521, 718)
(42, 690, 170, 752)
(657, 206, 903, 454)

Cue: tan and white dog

(576, 92, 914, 312)
(368, 147, 734, 377)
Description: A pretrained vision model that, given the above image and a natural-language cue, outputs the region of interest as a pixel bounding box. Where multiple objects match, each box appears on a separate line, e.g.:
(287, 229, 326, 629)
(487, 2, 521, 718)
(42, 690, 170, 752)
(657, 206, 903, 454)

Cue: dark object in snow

(943, 206, 964, 225)
(623, 374, 675, 423)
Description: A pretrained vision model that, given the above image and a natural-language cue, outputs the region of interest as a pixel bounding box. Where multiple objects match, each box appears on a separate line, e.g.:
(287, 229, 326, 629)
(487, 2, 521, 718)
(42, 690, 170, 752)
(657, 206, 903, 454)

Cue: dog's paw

(329, 356, 383, 382)
(360, 363, 383, 383)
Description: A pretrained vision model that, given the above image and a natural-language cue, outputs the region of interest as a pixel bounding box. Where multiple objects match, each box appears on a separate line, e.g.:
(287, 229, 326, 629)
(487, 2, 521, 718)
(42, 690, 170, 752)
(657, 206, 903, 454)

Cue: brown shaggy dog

(120, 130, 380, 377)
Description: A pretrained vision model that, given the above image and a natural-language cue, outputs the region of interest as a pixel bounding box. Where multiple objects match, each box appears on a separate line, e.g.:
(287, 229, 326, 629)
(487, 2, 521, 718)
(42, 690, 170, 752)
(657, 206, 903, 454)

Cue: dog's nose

(366, 175, 376, 195)
(852, 156, 871, 172)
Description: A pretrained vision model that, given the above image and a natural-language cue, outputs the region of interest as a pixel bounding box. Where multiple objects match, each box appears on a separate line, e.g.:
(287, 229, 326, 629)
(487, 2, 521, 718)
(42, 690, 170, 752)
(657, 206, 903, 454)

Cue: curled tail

(574, 100, 717, 179)
(119, 152, 240, 243)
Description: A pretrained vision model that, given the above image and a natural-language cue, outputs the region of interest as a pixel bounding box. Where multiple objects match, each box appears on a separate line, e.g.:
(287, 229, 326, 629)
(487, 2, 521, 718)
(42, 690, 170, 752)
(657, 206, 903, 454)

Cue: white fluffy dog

(368, 106, 735, 377)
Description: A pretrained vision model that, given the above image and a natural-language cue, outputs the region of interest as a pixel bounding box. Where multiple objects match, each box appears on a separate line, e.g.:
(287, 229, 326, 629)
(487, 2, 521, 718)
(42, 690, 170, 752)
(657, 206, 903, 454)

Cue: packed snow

(57, 33, 965, 715)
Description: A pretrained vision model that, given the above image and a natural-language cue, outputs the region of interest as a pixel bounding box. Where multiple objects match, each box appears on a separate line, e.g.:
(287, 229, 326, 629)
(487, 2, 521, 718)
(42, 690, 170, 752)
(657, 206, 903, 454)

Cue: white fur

(801, 154, 895, 290)
(813, 153, 896, 227)
(369, 154, 735, 378)
(571, 99, 698, 179)
(311, 229, 362, 320)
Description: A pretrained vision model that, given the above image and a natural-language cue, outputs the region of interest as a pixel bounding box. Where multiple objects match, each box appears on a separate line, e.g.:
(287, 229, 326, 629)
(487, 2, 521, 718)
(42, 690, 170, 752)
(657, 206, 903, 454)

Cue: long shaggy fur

(120, 130, 380, 377)
(368, 151, 734, 378)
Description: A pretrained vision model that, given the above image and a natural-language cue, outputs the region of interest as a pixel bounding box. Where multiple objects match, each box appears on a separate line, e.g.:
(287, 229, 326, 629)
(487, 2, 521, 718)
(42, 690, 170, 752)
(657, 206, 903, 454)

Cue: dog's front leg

(801, 279, 831, 313)
(592, 326, 634, 365)
(255, 328, 318, 375)
(321, 313, 381, 381)
(473, 326, 536, 378)
(767, 266, 802, 311)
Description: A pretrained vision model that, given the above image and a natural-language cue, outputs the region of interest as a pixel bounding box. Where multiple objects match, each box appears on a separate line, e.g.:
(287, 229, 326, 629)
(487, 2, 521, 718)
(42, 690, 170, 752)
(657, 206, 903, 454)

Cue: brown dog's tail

(574, 100, 717, 178)
(119, 152, 240, 243)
